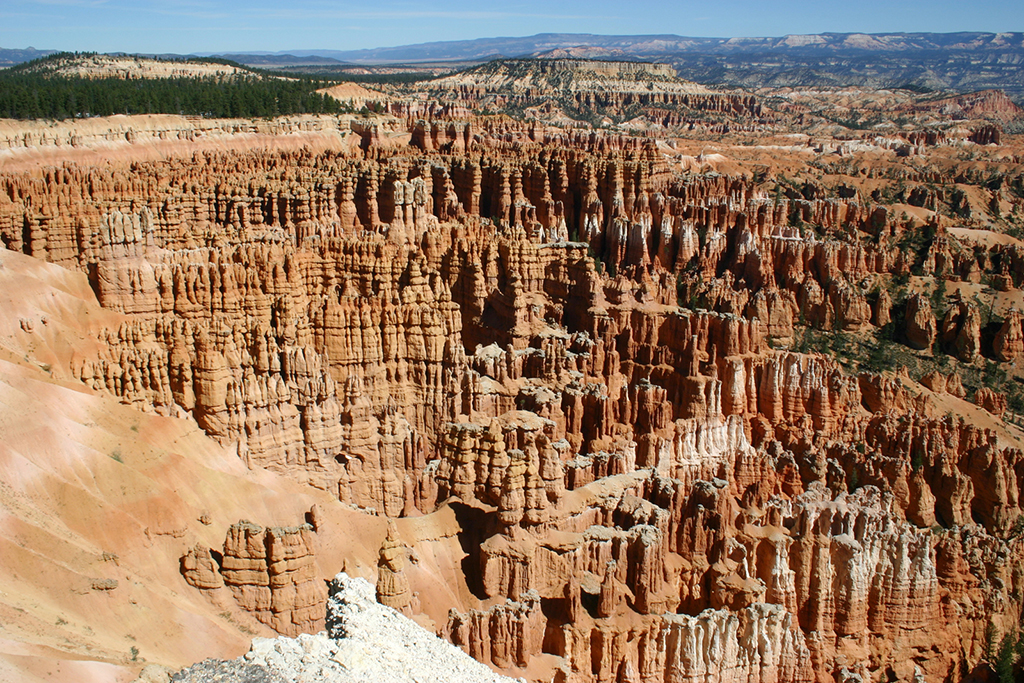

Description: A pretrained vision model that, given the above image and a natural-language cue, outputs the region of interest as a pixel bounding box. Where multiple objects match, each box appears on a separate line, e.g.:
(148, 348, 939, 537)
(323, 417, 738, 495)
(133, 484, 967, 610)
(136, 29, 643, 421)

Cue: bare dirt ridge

(16, 54, 252, 80)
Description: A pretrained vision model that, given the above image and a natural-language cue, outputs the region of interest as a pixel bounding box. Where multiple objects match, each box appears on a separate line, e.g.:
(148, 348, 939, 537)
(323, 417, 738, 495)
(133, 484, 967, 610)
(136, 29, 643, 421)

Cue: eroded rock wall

(6, 115, 1024, 683)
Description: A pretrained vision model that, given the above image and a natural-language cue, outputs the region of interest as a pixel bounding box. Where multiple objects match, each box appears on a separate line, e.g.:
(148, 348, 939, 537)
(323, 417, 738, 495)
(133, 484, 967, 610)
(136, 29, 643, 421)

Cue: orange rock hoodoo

(182, 516, 326, 637)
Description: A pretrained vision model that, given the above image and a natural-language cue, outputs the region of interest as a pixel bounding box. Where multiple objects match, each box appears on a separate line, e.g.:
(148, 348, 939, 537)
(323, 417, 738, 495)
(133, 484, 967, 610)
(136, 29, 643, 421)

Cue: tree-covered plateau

(0, 70, 347, 120)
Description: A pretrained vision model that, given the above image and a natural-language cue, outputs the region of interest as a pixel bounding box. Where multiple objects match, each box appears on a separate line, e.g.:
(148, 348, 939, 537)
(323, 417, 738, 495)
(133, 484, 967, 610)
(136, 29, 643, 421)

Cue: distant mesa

(411, 56, 762, 121)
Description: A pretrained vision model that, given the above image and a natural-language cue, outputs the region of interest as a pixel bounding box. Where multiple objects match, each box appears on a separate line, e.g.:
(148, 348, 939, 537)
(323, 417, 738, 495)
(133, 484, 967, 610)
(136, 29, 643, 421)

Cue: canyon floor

(2, 57, 1024, 683)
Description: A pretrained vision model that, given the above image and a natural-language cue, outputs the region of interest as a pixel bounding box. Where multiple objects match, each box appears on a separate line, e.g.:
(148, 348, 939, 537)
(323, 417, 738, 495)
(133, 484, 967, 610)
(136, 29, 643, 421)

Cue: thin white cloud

(22, 0, 111, 6)
(9, 1, 615, 23)
(250, 9, 616, 21)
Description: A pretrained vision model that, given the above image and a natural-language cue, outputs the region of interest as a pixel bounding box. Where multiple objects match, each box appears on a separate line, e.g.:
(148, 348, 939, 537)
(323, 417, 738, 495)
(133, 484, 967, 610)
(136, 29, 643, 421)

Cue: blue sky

(2, 0, 1022, 54)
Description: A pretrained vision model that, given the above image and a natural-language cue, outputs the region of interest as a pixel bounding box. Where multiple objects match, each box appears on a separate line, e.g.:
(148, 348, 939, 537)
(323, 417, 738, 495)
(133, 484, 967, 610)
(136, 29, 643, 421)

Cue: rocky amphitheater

(1, 57, 1024, 683)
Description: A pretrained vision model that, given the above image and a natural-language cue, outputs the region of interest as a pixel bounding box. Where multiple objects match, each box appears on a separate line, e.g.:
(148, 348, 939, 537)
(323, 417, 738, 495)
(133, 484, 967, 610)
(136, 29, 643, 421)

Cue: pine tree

(996, 631, 1017, 683)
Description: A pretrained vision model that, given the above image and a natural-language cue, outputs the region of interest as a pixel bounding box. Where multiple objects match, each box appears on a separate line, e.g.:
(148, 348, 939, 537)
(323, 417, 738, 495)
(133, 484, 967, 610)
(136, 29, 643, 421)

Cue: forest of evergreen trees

(0, 54, 350, 120)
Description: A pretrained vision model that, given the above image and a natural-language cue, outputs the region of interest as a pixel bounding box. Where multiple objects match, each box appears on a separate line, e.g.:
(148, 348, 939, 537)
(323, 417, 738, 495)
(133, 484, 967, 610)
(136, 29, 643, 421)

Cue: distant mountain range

(255, 31, 1024, 64)
(245, 32, 1024, 97)
(3, 32, 1023, 97)
(0, 46, 56, 67)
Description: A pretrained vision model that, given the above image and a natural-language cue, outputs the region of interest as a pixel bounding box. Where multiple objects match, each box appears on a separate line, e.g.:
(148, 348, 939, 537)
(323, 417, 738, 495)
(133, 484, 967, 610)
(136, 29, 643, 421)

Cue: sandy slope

(317, 83, 391, 107)
(0, 247, 475, 682)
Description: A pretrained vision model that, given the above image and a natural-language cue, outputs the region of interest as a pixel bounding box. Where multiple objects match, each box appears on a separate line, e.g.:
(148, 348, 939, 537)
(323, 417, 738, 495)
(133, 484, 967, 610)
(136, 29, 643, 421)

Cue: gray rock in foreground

(171, 659, 287, 683)
(171, 573, 522, 683)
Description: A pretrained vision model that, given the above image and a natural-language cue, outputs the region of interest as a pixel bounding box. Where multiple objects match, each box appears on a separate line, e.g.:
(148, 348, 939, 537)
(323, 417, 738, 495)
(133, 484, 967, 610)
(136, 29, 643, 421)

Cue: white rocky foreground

(241, 572, 523, 683)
